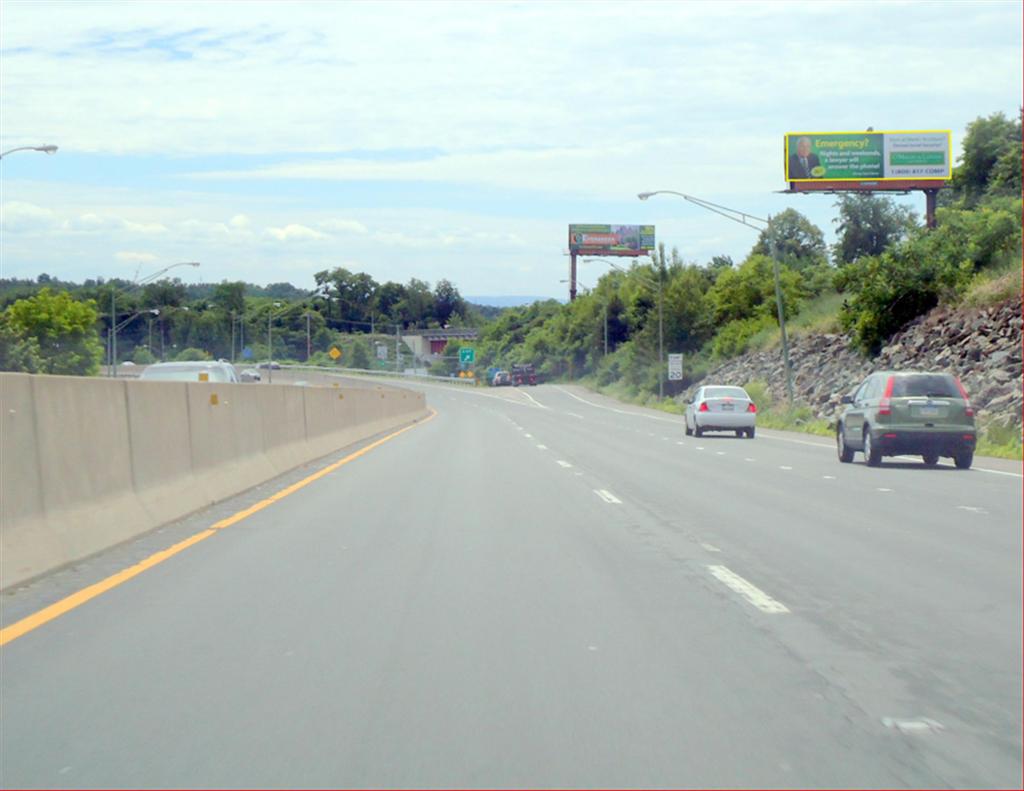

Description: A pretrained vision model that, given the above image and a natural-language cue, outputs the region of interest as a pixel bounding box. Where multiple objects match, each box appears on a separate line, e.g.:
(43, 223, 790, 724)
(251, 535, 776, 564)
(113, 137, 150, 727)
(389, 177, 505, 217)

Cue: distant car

(492, 371, 512, 386)
(139, 361, 240, 384)
(836, 371, 976, 468)
(239, 368, 261, 382)
(257, 361, 282, 370)
(510, 363, 537, 386)
(121, 361, 136, 367)
(685, 385, 756, 438)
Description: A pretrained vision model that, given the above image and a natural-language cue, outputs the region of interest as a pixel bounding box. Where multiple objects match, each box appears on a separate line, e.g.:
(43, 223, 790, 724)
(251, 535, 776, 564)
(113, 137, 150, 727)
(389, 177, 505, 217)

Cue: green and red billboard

(569, 224, 655, 255)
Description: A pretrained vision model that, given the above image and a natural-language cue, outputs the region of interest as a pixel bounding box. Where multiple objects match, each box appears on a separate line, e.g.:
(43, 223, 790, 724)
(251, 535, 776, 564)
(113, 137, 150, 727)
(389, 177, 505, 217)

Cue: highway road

(2, 381, 1021, 788)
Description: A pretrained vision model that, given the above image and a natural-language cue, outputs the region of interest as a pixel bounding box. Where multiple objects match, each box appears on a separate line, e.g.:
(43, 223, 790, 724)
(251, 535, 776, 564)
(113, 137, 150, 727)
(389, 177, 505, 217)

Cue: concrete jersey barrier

(0, 373, 428, 589)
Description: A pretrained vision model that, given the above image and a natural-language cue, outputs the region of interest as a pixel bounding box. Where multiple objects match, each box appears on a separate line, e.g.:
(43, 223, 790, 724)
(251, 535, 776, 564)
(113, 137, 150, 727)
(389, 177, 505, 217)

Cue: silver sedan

(684, 385, 757, 438)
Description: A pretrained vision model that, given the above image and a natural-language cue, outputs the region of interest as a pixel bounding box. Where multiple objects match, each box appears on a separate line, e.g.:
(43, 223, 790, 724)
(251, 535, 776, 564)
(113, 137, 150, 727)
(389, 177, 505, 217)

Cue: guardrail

(276, 363, 478, 385)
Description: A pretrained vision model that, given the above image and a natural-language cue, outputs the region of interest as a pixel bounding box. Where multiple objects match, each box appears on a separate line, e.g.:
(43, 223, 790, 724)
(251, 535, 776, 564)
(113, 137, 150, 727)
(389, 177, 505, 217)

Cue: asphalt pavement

(2, 381, 1021, 788)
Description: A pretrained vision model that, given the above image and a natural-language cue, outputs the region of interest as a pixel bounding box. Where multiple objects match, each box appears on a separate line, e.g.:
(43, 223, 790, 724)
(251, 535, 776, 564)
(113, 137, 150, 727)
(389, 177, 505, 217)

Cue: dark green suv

(836, 371, 977, 469)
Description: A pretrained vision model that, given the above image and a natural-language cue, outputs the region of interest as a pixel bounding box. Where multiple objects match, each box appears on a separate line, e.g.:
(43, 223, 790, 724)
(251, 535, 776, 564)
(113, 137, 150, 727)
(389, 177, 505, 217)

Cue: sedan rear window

(704, 387, 749, 399)
(891, 374, 959, 398)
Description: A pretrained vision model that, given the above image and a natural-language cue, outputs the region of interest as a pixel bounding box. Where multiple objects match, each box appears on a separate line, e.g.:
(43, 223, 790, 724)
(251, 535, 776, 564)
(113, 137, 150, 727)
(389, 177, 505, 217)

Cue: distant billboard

(569, 224, 655, 256)
(785, 131, 951, 183)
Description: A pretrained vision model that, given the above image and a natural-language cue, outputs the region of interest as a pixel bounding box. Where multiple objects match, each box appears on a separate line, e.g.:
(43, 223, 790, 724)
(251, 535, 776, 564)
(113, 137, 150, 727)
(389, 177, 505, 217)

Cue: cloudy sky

(1, 0, 1020, 299)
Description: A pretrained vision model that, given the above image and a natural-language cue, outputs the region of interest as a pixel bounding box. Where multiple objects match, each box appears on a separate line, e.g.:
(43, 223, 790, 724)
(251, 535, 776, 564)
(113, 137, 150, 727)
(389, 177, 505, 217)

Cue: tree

(175, 347, 211, 361)
(349, 339, 371, 369)
(706, 254, 804, 325)
(212, 281, 246, 315)
(954, 111, 1022, 205)
(2, 288, 104, 375)
(433, 279, 466, 326)
(751, 208, 827, 271)
(831, 193, 918, 266)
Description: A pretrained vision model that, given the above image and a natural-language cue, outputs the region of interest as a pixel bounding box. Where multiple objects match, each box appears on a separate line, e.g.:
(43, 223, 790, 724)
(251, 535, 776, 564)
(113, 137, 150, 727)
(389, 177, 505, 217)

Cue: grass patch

(745, 290, 845, 353)
(961, 254, 1023, 308)
(976, 421, 1023, 460)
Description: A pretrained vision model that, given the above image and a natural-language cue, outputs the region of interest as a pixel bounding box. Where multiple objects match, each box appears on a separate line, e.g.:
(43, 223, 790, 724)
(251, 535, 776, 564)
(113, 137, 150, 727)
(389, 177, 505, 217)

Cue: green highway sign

(459, 347, 475, 364)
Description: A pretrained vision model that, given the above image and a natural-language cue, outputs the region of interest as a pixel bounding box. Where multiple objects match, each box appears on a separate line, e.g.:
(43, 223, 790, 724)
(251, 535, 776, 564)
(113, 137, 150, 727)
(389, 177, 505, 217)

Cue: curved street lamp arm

(0, 145, 58, 160)
(638, 190, 768, 231)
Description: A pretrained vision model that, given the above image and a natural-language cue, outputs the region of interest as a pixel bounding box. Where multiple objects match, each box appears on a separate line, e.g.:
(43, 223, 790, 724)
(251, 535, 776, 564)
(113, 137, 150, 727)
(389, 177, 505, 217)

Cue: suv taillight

(747, 402, 757, 413)
(954, 377, 974, 417)
(698, 402, 709, 412)
(878, 375, 895, 416)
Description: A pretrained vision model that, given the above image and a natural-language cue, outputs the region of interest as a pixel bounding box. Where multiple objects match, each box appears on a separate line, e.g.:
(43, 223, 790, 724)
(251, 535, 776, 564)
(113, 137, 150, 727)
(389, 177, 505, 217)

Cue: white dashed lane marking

(594, 489, 623, 504)
(779, 466, 793, 471)
(536, 444, 547, 450)
(701, 543, 722, 553)
(556, 460, 573, 468)
(707, 565, 789, 614)
(877, 487, 893, 492)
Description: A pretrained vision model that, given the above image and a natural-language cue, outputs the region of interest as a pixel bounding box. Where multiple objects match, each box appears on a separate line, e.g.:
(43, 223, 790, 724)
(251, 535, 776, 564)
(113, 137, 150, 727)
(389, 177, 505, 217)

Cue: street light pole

(638, 190, 795, 404)
(108, 261, 200, 376)
(267, 301, 283, 383)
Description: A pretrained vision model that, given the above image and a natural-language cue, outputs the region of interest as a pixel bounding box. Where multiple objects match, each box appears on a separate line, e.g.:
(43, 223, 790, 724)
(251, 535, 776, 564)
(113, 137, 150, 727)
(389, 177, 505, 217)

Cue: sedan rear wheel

(746, 427, 755, 439)
(922, 453, 939, 467)
(694, 425, 704, 438)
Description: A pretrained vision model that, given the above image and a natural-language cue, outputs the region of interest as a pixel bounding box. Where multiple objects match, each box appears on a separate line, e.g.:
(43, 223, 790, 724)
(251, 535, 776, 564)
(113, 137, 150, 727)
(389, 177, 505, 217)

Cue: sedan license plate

(720, 402, 734, 411)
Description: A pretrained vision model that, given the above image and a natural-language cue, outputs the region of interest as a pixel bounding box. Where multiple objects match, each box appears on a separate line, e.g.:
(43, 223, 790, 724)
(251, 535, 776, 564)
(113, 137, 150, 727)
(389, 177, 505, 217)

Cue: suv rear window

(890, 374, 959, 398)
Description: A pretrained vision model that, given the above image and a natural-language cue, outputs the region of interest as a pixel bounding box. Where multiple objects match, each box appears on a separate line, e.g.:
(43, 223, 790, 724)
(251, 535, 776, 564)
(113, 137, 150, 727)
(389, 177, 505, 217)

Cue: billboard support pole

(925, 189, 938, 229)
(569, 252, 578, 302)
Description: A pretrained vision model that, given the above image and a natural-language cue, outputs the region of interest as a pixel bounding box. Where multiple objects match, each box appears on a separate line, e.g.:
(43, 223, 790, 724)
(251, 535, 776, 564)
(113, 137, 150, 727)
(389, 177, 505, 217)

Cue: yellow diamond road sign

(329, 347, 341, 360)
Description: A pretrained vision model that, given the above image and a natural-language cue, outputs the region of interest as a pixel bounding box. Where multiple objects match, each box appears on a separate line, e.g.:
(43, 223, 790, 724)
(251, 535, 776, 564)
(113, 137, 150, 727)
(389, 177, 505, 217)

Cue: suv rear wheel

(837, 426, 854, 463)
(922, 453, 939, 467)
(954, 450, 973, 470)
(863, 429, 882, 467)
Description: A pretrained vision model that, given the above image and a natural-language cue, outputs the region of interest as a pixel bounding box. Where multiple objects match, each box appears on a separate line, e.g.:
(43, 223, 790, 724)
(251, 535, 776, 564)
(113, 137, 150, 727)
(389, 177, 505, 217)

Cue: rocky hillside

(680, 295, 1022, 430)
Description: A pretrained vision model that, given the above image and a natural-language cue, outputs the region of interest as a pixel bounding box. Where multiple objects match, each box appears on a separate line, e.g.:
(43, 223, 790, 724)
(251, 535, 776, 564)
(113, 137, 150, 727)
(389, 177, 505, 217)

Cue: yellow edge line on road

(0, 409, 437, 647)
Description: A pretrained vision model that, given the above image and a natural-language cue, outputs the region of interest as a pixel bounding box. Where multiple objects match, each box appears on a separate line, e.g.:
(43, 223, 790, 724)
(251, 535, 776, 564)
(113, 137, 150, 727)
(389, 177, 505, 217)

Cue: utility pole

(768, 221, 796, 404)
(306, 312, 312, 361)
(395, 324, 401, 373)
(658, 266, 664, 400)
(110, 288, 116, 376)
(604, 302, 609, 356)
(230, 311, 236, 363)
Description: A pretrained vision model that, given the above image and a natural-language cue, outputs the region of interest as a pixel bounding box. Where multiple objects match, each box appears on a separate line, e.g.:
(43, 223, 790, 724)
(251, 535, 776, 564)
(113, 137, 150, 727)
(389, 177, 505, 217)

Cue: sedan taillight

(698, 402, 709, 412)
(747, 402, 757, 413)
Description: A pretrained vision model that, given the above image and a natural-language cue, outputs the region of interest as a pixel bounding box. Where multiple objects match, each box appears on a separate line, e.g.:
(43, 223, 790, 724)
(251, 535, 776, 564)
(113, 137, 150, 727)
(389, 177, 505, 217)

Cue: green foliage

(831, 193, 918, 265)
(349, 339, 371, 369)
(132, 346, 157, 364)
(952, 111, 1022, 205)
(709, 315, 777, 359)
(0, 319, 43, 372)
(2, 288, 103, 375)
(836, 200, 1022, 353)
(174, 347, 212, 361)
(707, 254, 803, 325)
(751, 208, 827, 271)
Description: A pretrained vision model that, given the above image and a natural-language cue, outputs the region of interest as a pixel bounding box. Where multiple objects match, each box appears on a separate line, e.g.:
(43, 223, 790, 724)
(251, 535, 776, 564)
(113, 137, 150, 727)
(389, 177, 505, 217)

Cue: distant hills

(466, 295, 556, 308)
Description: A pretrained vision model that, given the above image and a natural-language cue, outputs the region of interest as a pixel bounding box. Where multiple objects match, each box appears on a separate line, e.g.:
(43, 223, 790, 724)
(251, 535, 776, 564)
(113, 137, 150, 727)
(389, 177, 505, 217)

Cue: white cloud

(264, 223, 328, 241)
(1, 201, 56, 232)
(317, 218, 368, 234)
(228, 213, 251, 228)
(115, 250, 158, 263)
